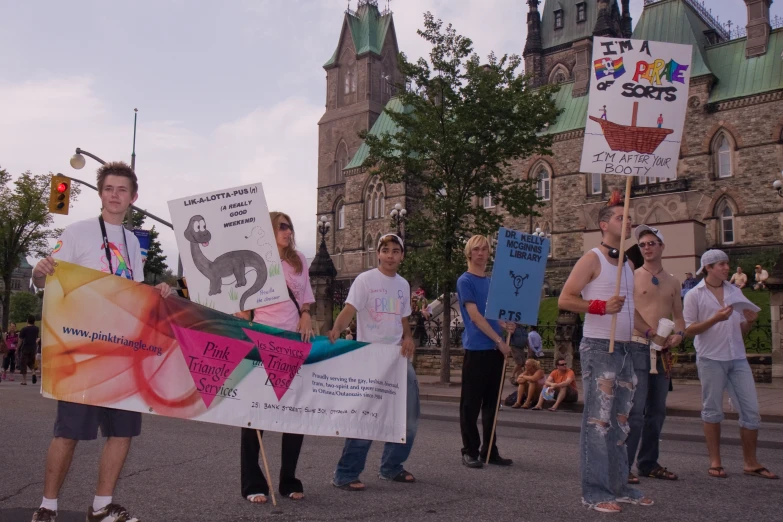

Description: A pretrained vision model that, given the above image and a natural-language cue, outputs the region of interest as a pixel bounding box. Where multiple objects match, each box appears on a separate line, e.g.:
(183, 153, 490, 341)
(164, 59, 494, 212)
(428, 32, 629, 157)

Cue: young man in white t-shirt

(30, 162, 172, 522)
(328, 233, 418, 491)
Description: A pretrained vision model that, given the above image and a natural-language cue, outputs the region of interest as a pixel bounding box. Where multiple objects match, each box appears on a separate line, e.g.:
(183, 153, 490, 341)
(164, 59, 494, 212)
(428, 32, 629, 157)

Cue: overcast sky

(0, 0, 763, 269)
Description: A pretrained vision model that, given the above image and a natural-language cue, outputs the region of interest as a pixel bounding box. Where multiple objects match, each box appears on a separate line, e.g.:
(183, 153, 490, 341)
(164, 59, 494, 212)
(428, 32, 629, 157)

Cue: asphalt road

(1, 383, 782, 522)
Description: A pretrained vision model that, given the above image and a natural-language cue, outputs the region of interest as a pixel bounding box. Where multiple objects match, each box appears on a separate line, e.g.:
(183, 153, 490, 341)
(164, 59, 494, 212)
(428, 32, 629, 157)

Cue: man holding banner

(30, 162, 171, 522)
(457, 235, 514, 469)
(559, 199, 655, 513)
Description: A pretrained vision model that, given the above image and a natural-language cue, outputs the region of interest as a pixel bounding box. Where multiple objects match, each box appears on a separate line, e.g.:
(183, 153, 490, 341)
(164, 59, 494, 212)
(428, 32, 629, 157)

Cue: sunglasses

(279, 222, 292, 231)
(556, 363, 566, 367)
(638, 240, 661, 248)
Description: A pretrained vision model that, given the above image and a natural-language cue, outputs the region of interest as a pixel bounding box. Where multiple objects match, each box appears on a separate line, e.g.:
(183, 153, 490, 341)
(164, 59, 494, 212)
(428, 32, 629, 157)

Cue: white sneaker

(87, 503, 139, 522)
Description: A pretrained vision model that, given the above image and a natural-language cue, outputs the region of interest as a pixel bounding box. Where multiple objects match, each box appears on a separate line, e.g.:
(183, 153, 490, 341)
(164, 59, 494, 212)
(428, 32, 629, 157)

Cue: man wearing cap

(681, 272, 697, 299)
(683, 250, 778, 480)
(559, 198, 656, 513)
(626, 225, 684, 484)
(753, 265, 769, 291)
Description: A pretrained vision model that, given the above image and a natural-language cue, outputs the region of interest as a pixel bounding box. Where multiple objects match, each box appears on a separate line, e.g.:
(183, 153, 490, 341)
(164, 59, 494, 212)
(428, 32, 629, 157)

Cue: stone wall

(414, 349, 772, 384)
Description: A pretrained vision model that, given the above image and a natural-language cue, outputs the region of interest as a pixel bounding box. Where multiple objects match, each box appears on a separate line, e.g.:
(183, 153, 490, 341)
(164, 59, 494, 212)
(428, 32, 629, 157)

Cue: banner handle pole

(608, 176, 634, 354)
(256, 430, 279, 507)
(486, 331, 512, 464)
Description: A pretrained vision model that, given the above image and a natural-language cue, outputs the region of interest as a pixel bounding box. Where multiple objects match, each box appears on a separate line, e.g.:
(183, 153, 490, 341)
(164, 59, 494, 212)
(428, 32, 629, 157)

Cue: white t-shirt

(346, 268, 411, 345)
(51, 217, 144, 282)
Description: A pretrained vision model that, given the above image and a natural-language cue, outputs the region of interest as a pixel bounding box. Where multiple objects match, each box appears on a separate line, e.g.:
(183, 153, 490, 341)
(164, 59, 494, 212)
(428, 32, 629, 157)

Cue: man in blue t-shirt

(457, 235, 514, 469)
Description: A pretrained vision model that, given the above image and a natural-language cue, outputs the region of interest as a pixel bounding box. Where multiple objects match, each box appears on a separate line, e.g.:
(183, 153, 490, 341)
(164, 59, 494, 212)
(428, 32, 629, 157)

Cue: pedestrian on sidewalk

(2, 322, 19, 381)
(558, 194, 655, 513)
(527, 326, 544, 358)
(627, 225, 683, 484)
(29, 162, 172, 522)
(18, 315, 39, 386)
(237, 211, 315, 504)
(683, 249, 778, 480)
(457, 235, 515, 469)
(329, 233, 419, 491)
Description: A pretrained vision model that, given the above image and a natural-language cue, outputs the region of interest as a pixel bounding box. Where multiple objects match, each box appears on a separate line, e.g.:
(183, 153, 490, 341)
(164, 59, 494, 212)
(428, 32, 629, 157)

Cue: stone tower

(317, 0, 400, 249)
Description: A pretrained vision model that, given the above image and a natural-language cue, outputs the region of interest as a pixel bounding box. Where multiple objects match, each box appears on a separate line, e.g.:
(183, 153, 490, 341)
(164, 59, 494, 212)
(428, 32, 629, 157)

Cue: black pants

(2, 350, 16, 373)
(459, 349, 504, 459)
(240, 428, 304, 497)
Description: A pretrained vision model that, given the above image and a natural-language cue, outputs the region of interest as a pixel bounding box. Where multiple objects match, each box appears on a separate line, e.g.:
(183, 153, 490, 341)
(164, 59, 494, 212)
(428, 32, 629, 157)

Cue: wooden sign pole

(608, 175, 634, 354)
(486, 331, 512, 463)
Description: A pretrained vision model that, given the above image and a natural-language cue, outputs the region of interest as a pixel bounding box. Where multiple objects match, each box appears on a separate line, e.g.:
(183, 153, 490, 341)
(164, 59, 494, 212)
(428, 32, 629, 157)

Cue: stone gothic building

(316, 0, 783, 292)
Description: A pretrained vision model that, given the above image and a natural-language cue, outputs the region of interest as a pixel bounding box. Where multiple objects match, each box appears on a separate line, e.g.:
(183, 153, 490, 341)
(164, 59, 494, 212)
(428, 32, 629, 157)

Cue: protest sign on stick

(484, 227, 550, 460)
(168, 182, 288, 314)
(41, 261, 408, 443)
(580, 37, 692, 352)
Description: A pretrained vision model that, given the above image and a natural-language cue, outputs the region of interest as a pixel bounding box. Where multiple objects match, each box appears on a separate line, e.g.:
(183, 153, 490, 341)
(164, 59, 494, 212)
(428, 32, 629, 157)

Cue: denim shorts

(54, 401, 142, 440)
(696, 357, 760, 430)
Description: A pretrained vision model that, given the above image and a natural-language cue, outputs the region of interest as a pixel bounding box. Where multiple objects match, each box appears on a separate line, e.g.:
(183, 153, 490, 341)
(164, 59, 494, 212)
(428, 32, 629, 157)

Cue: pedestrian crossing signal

(48, 175, 71, 215)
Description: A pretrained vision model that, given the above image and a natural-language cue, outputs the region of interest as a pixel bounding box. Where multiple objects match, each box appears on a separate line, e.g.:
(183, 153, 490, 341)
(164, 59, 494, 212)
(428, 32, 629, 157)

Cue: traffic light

(48, 175, 71, 215)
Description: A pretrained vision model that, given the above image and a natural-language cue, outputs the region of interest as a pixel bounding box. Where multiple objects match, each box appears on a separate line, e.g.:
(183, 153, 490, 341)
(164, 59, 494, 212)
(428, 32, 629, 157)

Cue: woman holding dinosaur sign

(238, 211, 315, 504)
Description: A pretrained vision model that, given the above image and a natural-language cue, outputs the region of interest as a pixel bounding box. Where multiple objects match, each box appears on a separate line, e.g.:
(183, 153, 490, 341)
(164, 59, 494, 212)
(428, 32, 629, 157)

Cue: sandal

(708, 466, 727, 479)
(646, 466, 678, 480)
(627, 473, 640, 485)
(246, 493, 267, 504)
(383, 469, 415, 483)
(744, 467, 779, 480)
(288, 492, 305, 500)
(531, 406, 542, 411)
(592, 502, 621, 513)
(511, 403, 522, 409)
(548, 407, 558, 412)
(333, 479, 365, 491)
(617, 497, 654, 507)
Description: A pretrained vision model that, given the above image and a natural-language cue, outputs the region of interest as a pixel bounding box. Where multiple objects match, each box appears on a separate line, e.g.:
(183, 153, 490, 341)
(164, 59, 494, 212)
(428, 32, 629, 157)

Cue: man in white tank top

(559, 201, 655, 513)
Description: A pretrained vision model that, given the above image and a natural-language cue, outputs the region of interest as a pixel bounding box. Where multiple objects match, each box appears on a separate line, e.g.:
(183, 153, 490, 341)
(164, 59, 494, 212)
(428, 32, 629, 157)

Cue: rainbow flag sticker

(594, 57, 626, 80)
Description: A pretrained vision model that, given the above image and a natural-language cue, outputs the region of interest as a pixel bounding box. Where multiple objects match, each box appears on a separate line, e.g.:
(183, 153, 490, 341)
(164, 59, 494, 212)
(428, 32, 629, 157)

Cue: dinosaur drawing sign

(580, 37, 692, 180)
(168, 183, 288, 314)
(485, 227, 550, 326)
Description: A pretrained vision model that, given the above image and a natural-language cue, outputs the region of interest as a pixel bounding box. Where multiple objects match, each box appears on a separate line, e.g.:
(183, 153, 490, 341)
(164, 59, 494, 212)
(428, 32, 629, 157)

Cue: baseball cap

(696, 249, 729, 276)
(377, 233, 404, 252)
(634, 224, 665, 244)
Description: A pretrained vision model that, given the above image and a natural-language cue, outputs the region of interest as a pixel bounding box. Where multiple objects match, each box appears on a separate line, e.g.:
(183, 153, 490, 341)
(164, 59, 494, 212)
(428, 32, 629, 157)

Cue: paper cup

(656, 318, 675, 338)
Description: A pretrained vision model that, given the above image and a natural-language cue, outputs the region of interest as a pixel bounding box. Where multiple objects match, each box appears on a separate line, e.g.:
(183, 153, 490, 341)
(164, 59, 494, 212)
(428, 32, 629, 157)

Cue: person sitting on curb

(511, 358, 544, 409)
(533, 357, 578, 411)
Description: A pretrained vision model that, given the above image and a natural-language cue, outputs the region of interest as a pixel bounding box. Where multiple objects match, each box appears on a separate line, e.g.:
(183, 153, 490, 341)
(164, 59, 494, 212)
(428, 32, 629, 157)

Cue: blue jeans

(333, 361, 420, 485)
(626, 342, 670, 475)
(579, 338, 642, 505)
(697, 357, 760, 430)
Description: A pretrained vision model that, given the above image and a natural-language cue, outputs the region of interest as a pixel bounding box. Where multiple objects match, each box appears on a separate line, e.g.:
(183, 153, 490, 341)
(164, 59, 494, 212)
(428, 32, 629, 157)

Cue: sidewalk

(417, 373, 783, 423)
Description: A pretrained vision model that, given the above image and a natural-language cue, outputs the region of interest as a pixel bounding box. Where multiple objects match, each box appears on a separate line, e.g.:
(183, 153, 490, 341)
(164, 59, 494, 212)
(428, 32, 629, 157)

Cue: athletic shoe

(31, 507, 57, 521)
(87, 503, 140, 521)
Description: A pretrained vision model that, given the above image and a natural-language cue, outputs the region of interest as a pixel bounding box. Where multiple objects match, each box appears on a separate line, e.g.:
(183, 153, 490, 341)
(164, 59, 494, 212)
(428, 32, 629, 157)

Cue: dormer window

(577, 3, 586, 23)
(554, 9, 564, 30)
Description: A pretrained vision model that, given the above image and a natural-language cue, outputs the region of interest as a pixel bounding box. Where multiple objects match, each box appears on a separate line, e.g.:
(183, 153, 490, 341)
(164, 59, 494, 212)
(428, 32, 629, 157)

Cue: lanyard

(98, 216, 132, 279)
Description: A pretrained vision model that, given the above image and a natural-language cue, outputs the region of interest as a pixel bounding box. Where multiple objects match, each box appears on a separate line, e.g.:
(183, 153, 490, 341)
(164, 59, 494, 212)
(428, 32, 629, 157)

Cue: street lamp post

(773, 169, 783, 197)
(390, 202, 407, 239)
(317, 215, 332, 244)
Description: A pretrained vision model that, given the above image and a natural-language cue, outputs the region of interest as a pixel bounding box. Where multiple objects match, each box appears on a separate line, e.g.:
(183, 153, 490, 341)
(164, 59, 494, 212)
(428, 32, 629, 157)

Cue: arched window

(366, 234, 376, 268)
(365, 175, 385, 219)
(336, 199, 345, 230)
(334, 141, 349, 183)
(549, 64, 569, 85)
(717, 135, 732, 178)
(344, 70, 355, 95)
(536, 165, 551, 201)
(716, 199, 735, 245)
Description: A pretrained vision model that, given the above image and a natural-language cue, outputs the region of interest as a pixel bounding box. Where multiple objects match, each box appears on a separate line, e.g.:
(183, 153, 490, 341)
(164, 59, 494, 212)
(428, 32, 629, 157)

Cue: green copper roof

(324, 4, 393, 67)
(632, 0, 712, 78)
(540, 0, 618, 50)
(344, 97, 405, 170)
(541, 81, 589, 135)
(706, 29, 783, 103)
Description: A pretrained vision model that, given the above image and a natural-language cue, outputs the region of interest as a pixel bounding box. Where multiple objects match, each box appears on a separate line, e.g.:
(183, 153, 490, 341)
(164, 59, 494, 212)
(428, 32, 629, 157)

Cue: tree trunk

(440, 290, 452, 384)
(1, 277, 12, 329)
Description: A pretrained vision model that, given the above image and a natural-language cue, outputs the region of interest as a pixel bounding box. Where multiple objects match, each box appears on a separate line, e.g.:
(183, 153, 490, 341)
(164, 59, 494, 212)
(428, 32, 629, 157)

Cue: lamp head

(400, 208, 407, 216)
(390, 209, 398, 217)
(70, 153, 86, 170)
(774, 179, 782, 190)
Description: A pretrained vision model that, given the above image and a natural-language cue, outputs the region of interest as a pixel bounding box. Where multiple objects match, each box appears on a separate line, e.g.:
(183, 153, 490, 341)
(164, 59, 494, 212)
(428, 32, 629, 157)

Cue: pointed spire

(621, 0, 632, 38)
(593, 0, 615, 37)
(523, 0, 542, 56)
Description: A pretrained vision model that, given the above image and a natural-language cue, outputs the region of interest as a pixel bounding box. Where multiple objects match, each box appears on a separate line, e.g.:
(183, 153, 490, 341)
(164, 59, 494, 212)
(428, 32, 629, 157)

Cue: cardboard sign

(580, 37, 692, 180)
(485, 227, 550, 325)
(167, 183, 288, 313)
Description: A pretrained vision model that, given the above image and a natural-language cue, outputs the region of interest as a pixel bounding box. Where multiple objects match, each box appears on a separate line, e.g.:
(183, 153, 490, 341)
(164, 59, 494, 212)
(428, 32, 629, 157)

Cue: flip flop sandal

(627, 473, 640, 485)
(246, 493, 267, 504)
(288, 492, 305, 500)
(617, 497, 654, 507)
(744, 467, 779, 480)
(647, 466, 678, 480)
(708, 466, 728, 479)
(384, 470, 415, 483)
(511, 404, 522, 409)
(333, 480, 365, 491)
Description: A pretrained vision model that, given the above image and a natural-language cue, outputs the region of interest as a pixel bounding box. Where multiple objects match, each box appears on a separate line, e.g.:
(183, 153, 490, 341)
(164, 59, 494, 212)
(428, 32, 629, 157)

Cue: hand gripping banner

(40, 261, 407, 443)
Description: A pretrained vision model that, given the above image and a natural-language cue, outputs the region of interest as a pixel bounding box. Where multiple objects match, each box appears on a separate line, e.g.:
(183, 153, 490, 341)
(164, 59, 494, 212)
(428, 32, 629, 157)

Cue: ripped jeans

(579, 337, 643, 506)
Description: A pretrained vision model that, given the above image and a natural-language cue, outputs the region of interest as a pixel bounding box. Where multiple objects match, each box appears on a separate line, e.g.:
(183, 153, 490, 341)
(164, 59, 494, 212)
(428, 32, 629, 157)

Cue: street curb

(419, 393, 783, 424)
(419, 413, 783, 450)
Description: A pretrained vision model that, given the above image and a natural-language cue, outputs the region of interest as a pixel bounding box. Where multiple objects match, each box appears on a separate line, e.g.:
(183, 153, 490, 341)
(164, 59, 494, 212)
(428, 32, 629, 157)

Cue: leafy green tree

(0, 168, 79, 329)
(10, 291, 39, 324)
(362, 13, 560, 383)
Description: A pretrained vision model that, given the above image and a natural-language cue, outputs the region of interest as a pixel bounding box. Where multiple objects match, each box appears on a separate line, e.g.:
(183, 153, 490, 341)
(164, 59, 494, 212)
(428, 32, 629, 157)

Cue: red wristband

(588, 299, 606, 316)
